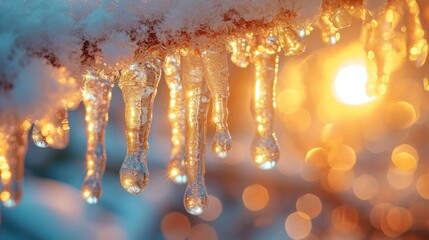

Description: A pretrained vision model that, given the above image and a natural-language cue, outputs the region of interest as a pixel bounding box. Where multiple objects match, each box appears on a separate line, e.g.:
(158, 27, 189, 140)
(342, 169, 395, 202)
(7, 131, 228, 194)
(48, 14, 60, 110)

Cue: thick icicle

(118, 55, 162, 194)
(200, 43, 232, 159)
(403, 0, 428, 67)
(81, 71, 114, 204)
(32, 108, 70, 149)
(181, 48, 210, 215)
(250, 35, 280, 170)
(0, 116, 30, 208)
(163, 52, 187, 184)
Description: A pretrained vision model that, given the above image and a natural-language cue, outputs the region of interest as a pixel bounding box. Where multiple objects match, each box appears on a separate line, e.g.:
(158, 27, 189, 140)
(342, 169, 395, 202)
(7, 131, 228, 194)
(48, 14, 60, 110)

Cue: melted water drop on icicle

(32, 108, 70, 149)
(81, 71, 114, 204)
(250, 35, 281, 170)
(119, 56, 162, 194)
(164, 52, 187, 184)
(200, 43, 232, 159)
(0, 117, 30, 208)
(180, 48, 210, 215)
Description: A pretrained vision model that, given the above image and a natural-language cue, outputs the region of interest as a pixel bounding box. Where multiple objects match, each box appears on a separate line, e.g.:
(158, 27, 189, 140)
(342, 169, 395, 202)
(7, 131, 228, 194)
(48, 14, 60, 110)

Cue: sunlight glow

(334, 65, 375, 106)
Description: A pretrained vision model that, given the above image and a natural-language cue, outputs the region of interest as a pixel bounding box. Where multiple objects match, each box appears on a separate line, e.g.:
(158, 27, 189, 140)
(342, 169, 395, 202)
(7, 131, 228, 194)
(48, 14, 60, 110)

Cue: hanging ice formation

(0, 0, 427, 215)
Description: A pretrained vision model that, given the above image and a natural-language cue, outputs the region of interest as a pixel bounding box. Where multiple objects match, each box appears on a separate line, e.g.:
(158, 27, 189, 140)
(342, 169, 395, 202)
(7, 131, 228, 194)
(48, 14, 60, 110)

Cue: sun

(333, 65, 376, 106)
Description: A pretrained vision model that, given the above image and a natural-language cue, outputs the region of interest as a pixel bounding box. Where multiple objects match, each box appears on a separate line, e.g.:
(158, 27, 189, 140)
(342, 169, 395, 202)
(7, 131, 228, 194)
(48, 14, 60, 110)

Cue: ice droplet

(250, 37, 280, 170)
(181, 48, 210, 215)
(0, 116, 30, 208)
(164, 52, 187, 184)
(32, 108, 70, 149)
(118, 55, 162, 194)
(200, 43, 232, 159)
(81, 70, 114, 203)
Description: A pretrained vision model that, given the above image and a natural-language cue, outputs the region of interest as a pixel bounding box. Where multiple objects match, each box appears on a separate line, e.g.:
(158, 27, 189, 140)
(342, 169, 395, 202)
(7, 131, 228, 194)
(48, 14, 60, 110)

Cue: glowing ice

(32, 108, 70, 149)
(164, 52, 187, 184)
(404, 0, 428, 67)
(119, 55, 162, 194)
(250, 35, 280, 170)
(181, 48, 210, 215)
(201, 43, 232, 159)
(81, 71, 114, 204)
(0, 116, 30, 208)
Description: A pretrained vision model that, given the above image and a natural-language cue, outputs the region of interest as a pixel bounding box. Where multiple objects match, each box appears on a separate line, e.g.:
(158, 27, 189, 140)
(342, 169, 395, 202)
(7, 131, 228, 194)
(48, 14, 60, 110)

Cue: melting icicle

(32, 108, 70, 149)
(118, 55, 162, 194)
(164, 52, 187, 184)
(403, 0, 428, 67)
(0, 117, 30, 208)
(200, 43, 232, 159)
(181, 48, 210, 215)
(250, 36, 280, 170)
(363, 1, 401, 97)
(81, 71, 114, 204)
(319, 0, 352, 45)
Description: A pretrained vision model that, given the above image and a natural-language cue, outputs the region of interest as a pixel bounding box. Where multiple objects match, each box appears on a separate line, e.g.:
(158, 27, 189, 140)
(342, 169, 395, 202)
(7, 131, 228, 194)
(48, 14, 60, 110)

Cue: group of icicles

(0, 0, 427, 215)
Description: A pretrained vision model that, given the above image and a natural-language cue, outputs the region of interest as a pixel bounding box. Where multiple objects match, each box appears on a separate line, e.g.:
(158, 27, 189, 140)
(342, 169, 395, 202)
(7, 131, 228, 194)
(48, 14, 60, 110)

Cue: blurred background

(2, 1, 429, 240)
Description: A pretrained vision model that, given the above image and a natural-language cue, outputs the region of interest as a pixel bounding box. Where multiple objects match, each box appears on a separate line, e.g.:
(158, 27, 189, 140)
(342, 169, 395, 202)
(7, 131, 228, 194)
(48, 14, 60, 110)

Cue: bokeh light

(285, 211, 312, 240)
(242, 184, 269, 211)
(296, 193, 322, 219)
(161, 212, 191, 240)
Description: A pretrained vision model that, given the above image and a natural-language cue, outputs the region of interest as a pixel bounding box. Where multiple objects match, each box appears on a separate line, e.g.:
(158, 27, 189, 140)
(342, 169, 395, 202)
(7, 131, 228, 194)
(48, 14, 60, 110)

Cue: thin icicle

(274, 26, 306, 56)
(164, 52, 187, 184)
(200, 42, 232, 159)
(363, 0, 401, 97)
(81, 71, 114, 204)
(403, 0, 428, 67)
(118, 55, 162, 194)
(250, 35, 280, 170)
(0, 116, 30, 208)
(181, 48, 210, 215)
(32, 108, 70, 149)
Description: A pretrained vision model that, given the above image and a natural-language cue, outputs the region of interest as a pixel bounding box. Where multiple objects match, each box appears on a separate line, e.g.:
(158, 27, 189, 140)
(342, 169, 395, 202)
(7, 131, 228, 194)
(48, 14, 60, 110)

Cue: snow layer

(0, 0, 325, 122)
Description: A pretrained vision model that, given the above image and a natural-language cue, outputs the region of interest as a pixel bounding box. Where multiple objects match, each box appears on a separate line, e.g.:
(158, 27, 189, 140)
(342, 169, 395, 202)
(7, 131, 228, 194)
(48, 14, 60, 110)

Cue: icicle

(227, 33, 256, 68)
(319, 0, 352, 45)
(81, 71, 114, 204)
(163, 52, 187, 184)
(363, 0, 401, 97)
(118, 55, 162, 194)
(403, 0, 428, 67)
(200, 43, 232, 159)
(250, 35, 280, 170)
(180, 48, 210, 215)
(0, 116, 30, 208)
(32, 108, 70, 149)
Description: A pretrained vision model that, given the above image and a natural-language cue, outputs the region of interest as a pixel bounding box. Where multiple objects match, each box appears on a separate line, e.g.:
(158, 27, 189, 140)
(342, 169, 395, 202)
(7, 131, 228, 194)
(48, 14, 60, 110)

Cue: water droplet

(184, 183, 208, 215)
(32, 124, 49, 148)
(119, 151, 149, 194)
(251, 134, 280, 170)
(212, 130, 232, 158)
(82, 175, 101, 204)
